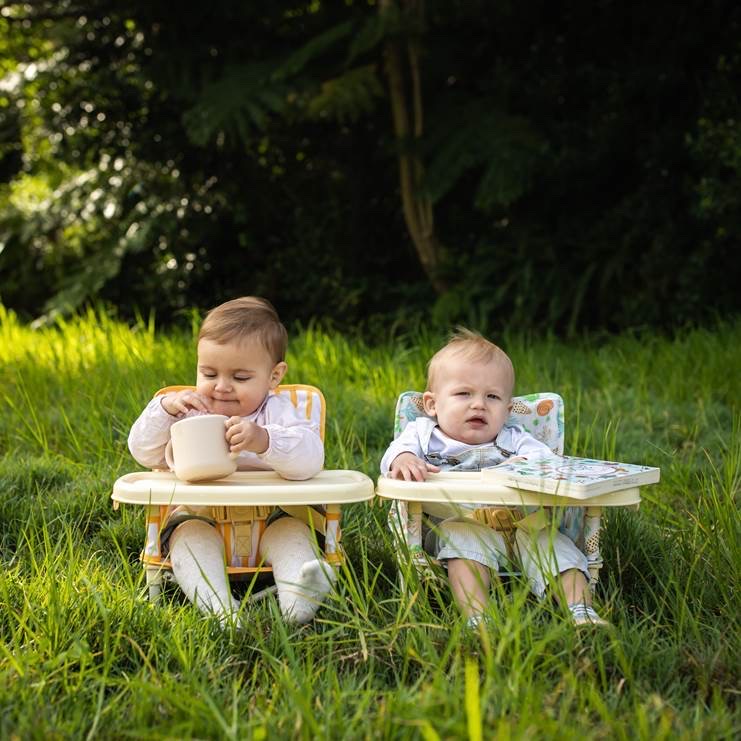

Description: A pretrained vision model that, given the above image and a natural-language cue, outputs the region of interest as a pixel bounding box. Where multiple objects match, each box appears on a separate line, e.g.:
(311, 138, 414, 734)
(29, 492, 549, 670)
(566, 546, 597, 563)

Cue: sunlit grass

(0, 306, 739, 738)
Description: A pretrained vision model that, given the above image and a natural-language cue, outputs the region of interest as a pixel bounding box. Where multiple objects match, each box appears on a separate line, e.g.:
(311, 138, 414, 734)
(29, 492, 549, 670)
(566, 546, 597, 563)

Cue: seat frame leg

(325, 503, 342, 565)
(146, 565, 164, 602)
(584, 506, 604, 591)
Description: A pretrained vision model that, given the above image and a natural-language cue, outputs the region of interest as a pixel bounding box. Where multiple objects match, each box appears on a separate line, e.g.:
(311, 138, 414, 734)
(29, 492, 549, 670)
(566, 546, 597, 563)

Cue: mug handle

(164, 440, 176, 471)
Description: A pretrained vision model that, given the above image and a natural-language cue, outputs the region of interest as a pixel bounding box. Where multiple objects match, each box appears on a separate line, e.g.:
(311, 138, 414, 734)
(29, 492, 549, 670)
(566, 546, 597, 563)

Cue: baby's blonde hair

(427, 327, 515, 396)
(198, 296, 288, 363)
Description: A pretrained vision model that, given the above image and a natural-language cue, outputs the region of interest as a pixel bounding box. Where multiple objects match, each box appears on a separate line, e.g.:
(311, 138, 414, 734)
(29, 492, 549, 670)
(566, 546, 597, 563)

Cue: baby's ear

(270, 361, 288, 388)
(422, 391, 436, 416)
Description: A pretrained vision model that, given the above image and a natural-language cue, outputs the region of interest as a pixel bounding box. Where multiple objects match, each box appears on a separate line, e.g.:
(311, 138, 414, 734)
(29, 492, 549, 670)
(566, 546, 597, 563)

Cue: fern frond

(346, 16, 386, 64)
(273, 19, 355, 80)
(182, 62, 287, 147)
(306, 65, 384, 124)
(425, 102, 546, 209)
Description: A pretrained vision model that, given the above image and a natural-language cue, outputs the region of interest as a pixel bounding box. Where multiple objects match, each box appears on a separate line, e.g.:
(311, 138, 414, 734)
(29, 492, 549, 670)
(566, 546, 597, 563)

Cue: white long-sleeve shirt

(380, 417, 550, 476)
(128, 392, 324, 481)
(380, 417, 552, 520)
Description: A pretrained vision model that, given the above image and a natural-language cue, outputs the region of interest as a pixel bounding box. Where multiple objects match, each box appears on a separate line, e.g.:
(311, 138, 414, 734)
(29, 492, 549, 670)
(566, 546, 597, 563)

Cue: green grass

(0, 305, 739, 739)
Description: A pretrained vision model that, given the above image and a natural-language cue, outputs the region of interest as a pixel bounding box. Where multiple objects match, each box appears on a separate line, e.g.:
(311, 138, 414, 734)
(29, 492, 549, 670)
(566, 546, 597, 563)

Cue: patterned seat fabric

(394, 390, 564, 454)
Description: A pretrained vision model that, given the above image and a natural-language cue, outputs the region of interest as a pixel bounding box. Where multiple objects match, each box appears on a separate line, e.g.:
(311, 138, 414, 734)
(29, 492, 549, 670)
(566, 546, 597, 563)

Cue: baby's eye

(487, 394, 500, 400)
(455, 391, 470, 397)
(202, 372, 216, 379)
(234, 376, 252, 382)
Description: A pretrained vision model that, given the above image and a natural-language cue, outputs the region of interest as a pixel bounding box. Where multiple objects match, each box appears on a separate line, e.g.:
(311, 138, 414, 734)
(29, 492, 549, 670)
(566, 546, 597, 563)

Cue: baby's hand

(224, 417, 269, 455)
(389, 452, 440, 482)
(161, 389, 212, 417)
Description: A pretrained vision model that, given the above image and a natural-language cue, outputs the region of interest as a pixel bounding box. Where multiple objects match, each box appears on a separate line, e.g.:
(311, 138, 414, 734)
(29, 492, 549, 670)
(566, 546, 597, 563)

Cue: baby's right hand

(160, 389, 212, 417)
(389, 452, 440, 482)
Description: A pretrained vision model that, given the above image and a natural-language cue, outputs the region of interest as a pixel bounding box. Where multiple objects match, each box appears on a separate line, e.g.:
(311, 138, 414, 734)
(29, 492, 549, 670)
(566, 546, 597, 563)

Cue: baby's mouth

(466, 416, 487, 426)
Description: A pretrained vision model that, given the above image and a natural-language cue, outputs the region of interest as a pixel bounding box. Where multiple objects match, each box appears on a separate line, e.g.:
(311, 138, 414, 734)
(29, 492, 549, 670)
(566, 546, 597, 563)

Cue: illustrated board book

(482, 455, 660, 500)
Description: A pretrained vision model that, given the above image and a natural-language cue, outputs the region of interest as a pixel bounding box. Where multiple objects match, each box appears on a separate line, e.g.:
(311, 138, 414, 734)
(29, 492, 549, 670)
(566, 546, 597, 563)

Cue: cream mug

(165, 414, 238, 482)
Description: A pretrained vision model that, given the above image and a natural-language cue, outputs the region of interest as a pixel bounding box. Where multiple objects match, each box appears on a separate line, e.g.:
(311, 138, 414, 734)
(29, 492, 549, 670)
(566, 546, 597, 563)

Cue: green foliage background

(0, 0, 740, 332)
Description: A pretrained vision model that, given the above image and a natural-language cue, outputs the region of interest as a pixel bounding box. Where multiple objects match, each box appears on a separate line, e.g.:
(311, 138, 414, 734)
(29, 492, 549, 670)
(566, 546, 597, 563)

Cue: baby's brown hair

(427, 327, 514, 396)
(198, 296, 288, 363)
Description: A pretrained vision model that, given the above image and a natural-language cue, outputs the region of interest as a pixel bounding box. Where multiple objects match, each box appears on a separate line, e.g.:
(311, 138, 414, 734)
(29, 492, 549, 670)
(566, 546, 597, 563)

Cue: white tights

(168, 516, 335, 624)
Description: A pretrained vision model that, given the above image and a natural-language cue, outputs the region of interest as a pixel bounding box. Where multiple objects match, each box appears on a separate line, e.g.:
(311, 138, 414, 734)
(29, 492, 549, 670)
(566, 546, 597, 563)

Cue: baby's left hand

(224, 417, 269, 455)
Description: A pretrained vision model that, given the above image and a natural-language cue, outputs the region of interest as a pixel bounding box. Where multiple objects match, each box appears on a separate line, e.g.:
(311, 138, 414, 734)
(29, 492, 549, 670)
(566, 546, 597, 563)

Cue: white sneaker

(465, 613, 492, 631)
(568, 603, 610, 627)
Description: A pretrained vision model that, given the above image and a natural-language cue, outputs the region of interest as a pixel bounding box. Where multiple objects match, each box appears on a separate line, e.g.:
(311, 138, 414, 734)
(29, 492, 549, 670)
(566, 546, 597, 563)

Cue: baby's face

(423, 356, 513, 445)
(196, 336, 286, 417)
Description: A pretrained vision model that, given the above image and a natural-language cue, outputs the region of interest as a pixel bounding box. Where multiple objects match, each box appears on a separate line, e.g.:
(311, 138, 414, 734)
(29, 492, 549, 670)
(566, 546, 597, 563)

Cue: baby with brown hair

(129, 297, 334, 625)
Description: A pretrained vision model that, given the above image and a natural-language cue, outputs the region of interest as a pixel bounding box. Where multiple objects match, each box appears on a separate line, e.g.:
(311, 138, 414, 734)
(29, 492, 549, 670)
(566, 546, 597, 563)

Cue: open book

(483, 454, 660, 499)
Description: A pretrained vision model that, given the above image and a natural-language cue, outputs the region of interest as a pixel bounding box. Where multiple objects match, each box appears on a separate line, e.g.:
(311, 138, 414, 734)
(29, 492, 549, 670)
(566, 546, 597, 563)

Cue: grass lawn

(0, 306, 739, 739)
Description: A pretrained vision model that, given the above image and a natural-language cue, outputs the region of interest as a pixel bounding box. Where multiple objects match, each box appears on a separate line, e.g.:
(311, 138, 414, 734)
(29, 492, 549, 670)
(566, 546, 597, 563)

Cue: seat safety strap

(279, 505, 327, 535)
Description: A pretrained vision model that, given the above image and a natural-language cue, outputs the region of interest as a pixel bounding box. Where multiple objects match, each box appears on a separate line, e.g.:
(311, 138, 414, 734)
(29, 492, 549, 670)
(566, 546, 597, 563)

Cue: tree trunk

(380, 0, 447, 294)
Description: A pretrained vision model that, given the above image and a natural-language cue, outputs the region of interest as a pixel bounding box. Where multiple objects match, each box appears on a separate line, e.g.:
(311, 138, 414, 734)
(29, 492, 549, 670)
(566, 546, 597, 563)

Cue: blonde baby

(381, 329, 607, 627)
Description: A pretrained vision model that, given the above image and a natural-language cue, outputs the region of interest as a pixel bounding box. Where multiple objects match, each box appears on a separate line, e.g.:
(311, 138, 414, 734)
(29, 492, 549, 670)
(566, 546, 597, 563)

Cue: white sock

(260, 517, 336, 624)
(286, 558, 336, 623)
(169, 520, 240, 622)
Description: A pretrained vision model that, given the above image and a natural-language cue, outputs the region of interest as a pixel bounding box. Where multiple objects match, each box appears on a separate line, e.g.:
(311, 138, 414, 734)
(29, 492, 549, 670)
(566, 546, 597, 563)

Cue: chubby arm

(128, 390, 212, 469)
(380, 420, 440, 481)
(127, 397, 177, 469)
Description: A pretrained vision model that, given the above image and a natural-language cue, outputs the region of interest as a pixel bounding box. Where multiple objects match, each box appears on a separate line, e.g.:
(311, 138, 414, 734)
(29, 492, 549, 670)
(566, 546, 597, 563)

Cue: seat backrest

(393, 390, 564, 455)
(155, 384, 326, 441)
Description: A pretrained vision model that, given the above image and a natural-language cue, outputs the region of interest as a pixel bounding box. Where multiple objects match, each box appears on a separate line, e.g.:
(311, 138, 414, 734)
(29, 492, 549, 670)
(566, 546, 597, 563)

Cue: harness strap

(471, 507, 522, 530)
(280, 505, 327, 535)
(470, 506, 549, 534)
